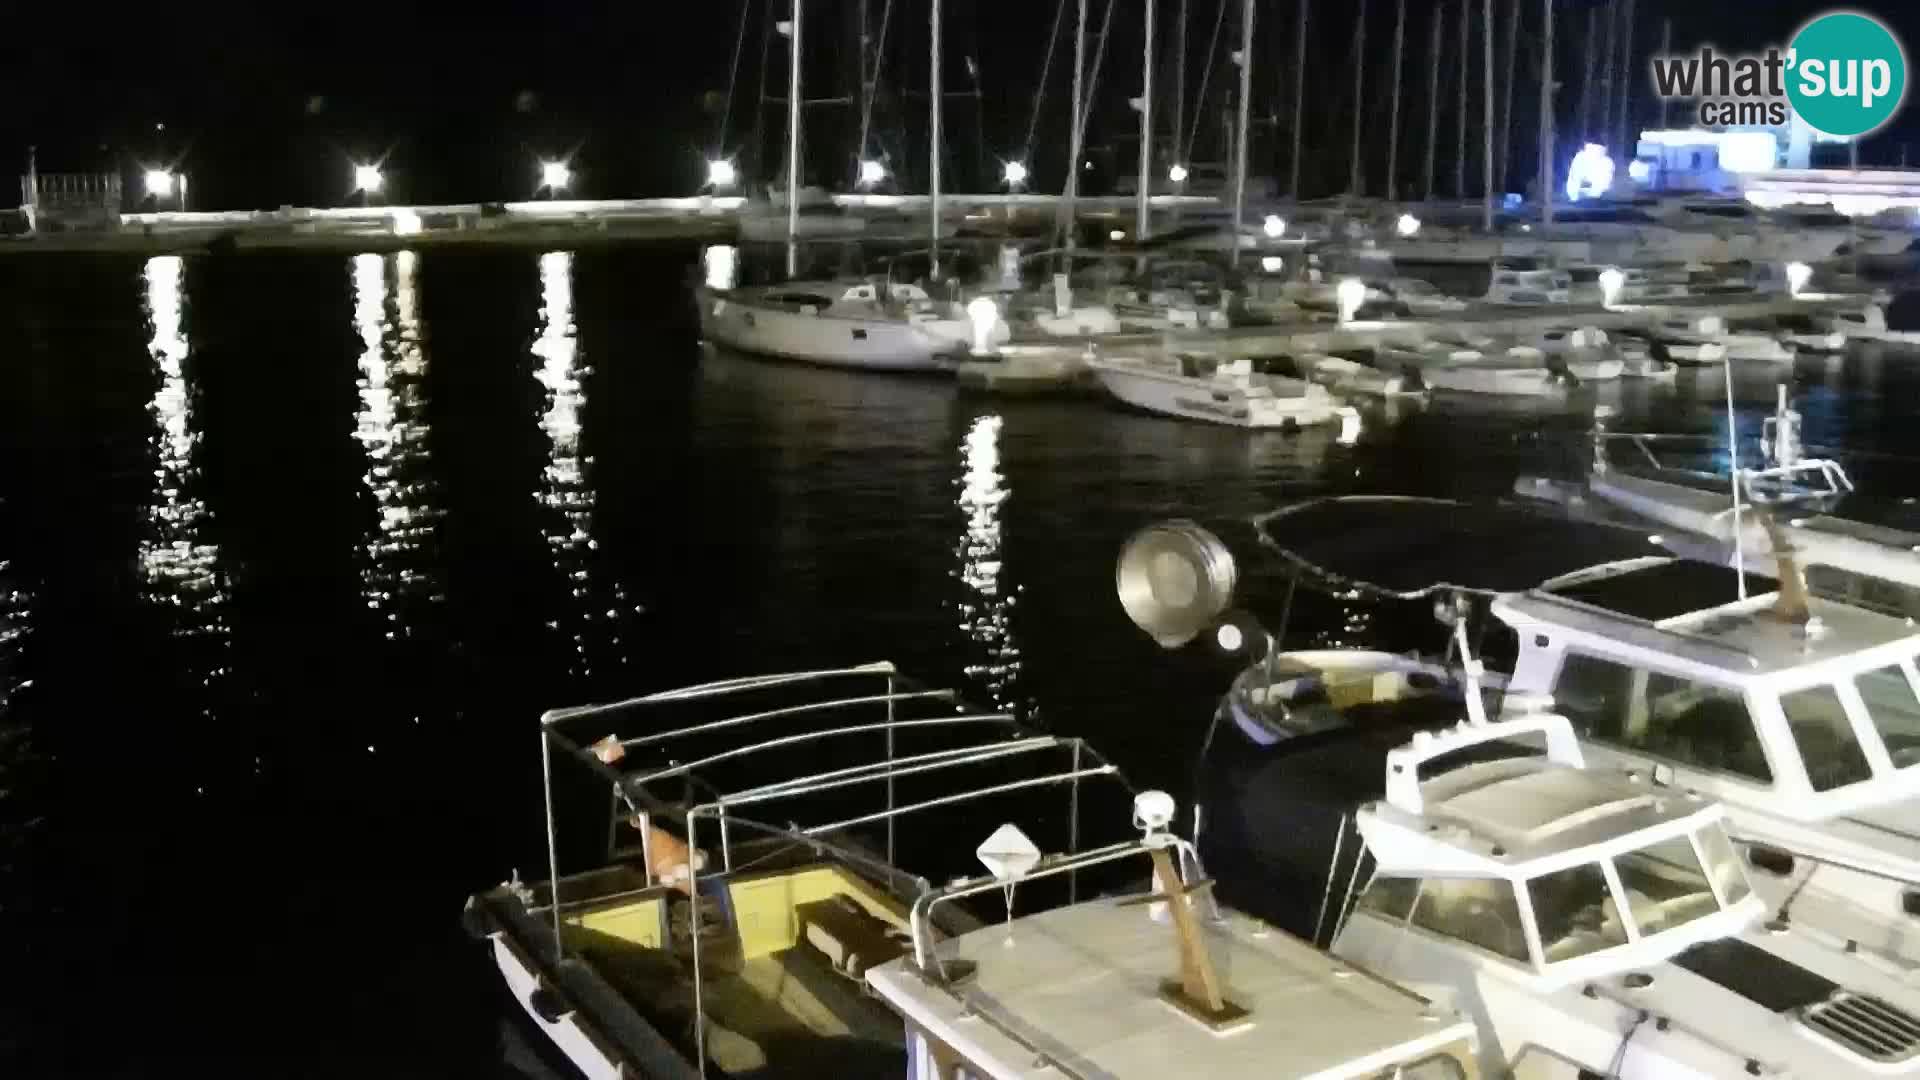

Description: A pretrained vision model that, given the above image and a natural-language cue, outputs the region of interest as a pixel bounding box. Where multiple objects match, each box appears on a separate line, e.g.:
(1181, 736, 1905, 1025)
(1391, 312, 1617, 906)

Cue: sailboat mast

(1138, 0, 1155, 243)
(1290, 0, 1308, 199)
(787, 0, 803, 278)
(1613, 0, 1636, 154)
(1455, 0, 1467, 197)
(1598, 0, 1617, 145)
(1482, 0, 1493, 229)
(1232, 0, 1254, 262)
(1424, 8, 1440, 200)
(1658, 17, 1672, 128)
(1496, 0, 1517, 193)
(1386, 0, 1403, 201)
(930, 0, 943, 279)
(1063, 0, 1088, 255)
(1577, 7, 1595, 141)
(1348, 0, 1366, 196)
(1175, 0, 1188, 177)
(1538, 0, 1554, 227)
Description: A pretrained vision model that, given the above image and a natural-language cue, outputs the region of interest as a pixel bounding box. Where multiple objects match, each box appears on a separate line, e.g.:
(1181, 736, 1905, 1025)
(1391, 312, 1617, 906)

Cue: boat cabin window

(1612, 835, 1720, 932)
(1779, 683, 1873, 791)
(1529, 862, 1628, 960)
(1552, 651, 1773, 783)
(767, 291, 836, 308)
(1408, 878, 1530, 962)
(1858, 664, 1920, 768)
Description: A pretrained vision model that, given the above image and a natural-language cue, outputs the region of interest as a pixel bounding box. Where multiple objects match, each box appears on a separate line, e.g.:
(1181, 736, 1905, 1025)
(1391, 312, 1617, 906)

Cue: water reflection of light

(703, 244, 739, 291)
(533, 251, 601, 676)
(352, 251, 437, 636)
(954, 414, 1021, 708)
(138, 256, 224, 615)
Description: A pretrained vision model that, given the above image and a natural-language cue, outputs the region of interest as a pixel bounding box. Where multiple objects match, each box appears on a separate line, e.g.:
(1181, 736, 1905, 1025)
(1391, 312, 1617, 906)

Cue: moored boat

(695, 280, 1001, 372)
(1084, 351, 1360, 430)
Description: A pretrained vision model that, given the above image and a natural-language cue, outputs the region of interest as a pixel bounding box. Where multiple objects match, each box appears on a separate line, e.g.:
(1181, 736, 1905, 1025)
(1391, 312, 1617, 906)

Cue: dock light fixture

(1001, 160, 1028, 188)
(391, 209, 423, 237)
(1263, 214, 1286, 239)
(1599, 267, 1626, 308)
(144, 169, 174, 198)
(965, 296, 1002, 355)
(1337, 277, 1366, 324)
(353, 163, 384, 194)
(1396, 213, 1421, 238)
(858, 159, 888, 187)
(540, 160, 571, 192)
(706, 158, 738, 189)
(1787, 261, 1813, 299)
(1261, 255, 1284, 273)
(1565, 143, 1615, 202)
(1168, 163, 1190, 184)
(1109, 229, 1126, 241)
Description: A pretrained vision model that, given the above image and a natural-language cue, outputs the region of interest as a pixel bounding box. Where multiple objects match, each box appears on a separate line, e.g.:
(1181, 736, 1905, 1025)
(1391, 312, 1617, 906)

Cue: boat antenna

(1724, 352, 1747, 600)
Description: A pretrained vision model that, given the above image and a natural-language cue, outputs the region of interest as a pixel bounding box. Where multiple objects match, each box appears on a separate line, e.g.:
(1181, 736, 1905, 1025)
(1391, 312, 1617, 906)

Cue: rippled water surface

(3, 246, 1920, 1075)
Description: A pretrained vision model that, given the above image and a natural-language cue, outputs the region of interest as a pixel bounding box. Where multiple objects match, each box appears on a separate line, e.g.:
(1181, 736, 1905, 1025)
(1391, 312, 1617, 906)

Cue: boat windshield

(1358, 825, 1748, 971)
(1779, 660, 1920, 786)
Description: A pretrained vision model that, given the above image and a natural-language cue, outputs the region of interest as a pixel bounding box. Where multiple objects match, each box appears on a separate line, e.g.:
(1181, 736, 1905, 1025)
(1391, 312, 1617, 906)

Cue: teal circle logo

(1787, 12, 1908, 137)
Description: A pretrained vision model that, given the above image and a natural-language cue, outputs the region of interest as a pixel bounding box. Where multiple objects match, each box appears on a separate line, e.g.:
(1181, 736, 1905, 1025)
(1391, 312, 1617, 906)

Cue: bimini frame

(533, 661, 1127, 1076)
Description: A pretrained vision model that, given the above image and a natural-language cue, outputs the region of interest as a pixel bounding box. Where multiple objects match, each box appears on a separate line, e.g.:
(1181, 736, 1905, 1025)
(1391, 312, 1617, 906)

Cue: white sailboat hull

(696, 287, 969, 371)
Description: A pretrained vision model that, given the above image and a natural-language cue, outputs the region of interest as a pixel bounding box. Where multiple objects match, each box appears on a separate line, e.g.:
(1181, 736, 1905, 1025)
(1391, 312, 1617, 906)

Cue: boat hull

(1426, 366, 1570, 397)
(696, 287, 965, 372)
(1087, 361, 1348, 429)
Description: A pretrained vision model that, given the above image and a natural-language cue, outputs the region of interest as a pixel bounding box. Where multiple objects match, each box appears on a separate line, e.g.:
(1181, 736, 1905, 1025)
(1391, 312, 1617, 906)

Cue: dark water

(3, 246, 1920, 1076)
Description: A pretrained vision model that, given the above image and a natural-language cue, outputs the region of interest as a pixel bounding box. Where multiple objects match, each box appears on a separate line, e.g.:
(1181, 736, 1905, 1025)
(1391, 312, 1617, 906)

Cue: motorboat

(1819, 301, 1920, 347)
(1298, 353, 1427, 399)
(695, 279, 1002, 372)
(1383, 277, 1470, 316)
(1083, 351, 1361, 431)
(1484, 260, 1572, 306)
(1640, 315, 1730, 366)
(1114, 517, 1920, 1077)
(1516, 326, 1625, 380)
(1377, 340, 1578, 398)
(1766, 313, 1848, 354)
(1565, 265, 1688, 306)
(466, 662, 1484, 1080)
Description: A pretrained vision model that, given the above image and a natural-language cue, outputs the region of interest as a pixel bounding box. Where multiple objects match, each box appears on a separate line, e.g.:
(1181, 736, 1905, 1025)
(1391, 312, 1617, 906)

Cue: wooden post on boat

(1231, 0, 1254, 265)
(1455, 0, 1468, 198)
(930, 0, 943, 280)
(1538, 0, 1554, 228)
(1290, 0, 1309, 199)
(1482, 0, 1494, 230)
(1386, 0, 1404, 202)
(1348, 0, 1367, 196)
(1424, 8, 1441, 200)
(1760, 512, 1813, 624)
(1138, 0, 1156, 243)
(786, 0, 803, 279)
(1149, 846, 1246, 1028)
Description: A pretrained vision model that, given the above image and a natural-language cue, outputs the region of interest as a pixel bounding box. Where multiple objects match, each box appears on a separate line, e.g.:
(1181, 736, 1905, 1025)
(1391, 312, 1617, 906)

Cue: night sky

(2, 0, 1915, 208)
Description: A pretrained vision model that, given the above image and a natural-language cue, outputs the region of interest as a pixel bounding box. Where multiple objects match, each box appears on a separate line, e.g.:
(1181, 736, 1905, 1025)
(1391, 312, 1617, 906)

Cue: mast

(1658, 17, 1672, 128)
(1455, 0, 1467, 197)
(1232, 0, 1254, 263)
(1482, 0, 1494, 229)
(930, 0, 943, 279)
(1576, 7, 1595, 142)
(1597, 0, 1616, 146)
(1174, 0, 1187, 178)
(1348, 0, 1366, 196)
(1496, 0, 1518, 193)
(1538, 0, 1554, 227)
(1137, 0, 1155, 242)
(786, 0, 803, 278)
(1424, 8, 1441, 200)
(1290, 0, 1309, 199)
(1613, 0, 1636, 154)
(1386, 0, 1404, 201)
(1062, 0, 1088, 257)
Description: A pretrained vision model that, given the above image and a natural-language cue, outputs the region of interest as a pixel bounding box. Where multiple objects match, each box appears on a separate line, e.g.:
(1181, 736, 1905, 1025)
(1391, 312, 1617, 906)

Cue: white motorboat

(695, 279, 1002, 371)
(1084, 352, 1360, 430)
(467, 662, 1483, 1080)
(1565, 264, 1689, 306)
(1518, 326, 1625, 380)
(1820, 302, 1920, 347)
(1384, 277, 1470, 315)
(1378, 341, 1577, 398)
(1484, 260, 1572, 305)
(1299, 353, 1427, 399)
(1642, 315, 1730, 366)
(1769, 313, 1848, 354)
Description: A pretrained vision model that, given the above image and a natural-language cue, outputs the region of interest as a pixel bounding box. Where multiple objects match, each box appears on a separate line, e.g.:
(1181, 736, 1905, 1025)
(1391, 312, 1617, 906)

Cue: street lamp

(1337, 278, 1367, 324)
(540, 160, 571, 192)
(1396, 213, 1422, 238)
(859, 160, 888, 187)
(144, 169, 174, 198)
(1599, 267, 1626, 308)
(1002, 160, 1028, 189)
(1263, 214, 1286, 239)
(353, 163, 384, 194)
(1787, 261, 1813, 299)
(706, 158, 738, 189)
(1168, 163, 1189, 185)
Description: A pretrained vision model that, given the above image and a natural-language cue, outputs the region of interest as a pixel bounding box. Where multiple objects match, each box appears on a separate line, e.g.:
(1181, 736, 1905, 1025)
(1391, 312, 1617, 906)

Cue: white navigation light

(540, 160, 571, 191)
(859, 159, 888, 187)
(1260, 255, 1284, 273)
(976, 822, 1041, 881)
(144, 169, 174, 198)
(1001, 160, 1028, 187)
(1168, 162, 1190, 184)
(965, 296, 1001, 354)
(1337, 277, 1366, 324)
(1599, 267, 1626, 308)
(706, 158, 738, 189)
(1109, 229, 1126, 241)
(1565, 143, 1614, 202)
(1787, 261, 1813, 299)
(1132, 791, 1176, 835)
(1263, 214, 1286, 239)
(353, 163, 384, 194)
(1396, 212, 1421, 238)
